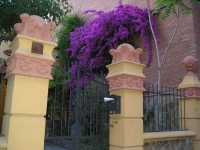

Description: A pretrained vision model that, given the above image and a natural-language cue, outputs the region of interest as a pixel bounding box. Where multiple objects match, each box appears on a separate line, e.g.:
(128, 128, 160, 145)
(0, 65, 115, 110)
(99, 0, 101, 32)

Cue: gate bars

(45, 62, 109, 150)
(143, 83, 186, 132)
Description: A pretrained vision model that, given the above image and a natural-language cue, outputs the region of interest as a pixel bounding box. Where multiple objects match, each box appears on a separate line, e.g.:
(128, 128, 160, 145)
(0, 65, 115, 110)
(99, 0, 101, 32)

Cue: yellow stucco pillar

(106, 44, 145, 150)
(1, 13, 57, 150)
(178, 56, 200, 150)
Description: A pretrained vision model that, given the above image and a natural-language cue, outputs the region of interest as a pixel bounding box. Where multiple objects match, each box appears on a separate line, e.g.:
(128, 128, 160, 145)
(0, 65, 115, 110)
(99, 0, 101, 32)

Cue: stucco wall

(0, 41, 10, 59)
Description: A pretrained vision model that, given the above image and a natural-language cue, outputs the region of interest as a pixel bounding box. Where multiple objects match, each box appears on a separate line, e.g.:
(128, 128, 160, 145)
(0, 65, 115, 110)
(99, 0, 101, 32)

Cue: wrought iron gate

(44, 62, 109, 150)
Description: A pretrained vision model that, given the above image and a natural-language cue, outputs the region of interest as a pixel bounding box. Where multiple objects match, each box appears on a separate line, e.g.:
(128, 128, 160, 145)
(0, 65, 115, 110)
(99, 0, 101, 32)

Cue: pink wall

(68, 0, 156, 12)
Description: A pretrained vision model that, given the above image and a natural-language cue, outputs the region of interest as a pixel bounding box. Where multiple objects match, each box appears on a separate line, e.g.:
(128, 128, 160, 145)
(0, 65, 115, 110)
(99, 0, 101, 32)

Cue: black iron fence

(44, 63, 109, 150)
(143, 83, 186, 132)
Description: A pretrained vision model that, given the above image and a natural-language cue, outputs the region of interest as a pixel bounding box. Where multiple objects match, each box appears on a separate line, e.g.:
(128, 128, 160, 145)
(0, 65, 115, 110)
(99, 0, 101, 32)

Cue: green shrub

(56, 14, 85, 67)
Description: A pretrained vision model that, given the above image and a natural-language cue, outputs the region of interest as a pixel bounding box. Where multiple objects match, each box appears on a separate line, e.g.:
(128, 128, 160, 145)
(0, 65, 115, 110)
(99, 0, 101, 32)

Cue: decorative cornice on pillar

(109, 43, 143, 64)
(4, 52, 54, 79)
(14, 13, 56, 42)
(183, 87, 200, 98)
(106, 74, 146, 91)
(106, 43, 145, 91)
(3, 49, 12, 56)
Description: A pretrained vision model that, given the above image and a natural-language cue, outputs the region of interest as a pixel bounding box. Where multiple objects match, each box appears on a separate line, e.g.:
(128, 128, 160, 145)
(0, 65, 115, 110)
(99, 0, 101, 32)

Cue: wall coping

(179, 75, 200, 89)
(106, 60, 145, 68)
(0, 135, 7, 148)
(144, 131, 196, 143)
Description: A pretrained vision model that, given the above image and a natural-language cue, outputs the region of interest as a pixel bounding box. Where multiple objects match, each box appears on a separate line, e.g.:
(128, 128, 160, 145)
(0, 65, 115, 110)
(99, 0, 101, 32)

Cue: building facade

(68, 0, 200, 86)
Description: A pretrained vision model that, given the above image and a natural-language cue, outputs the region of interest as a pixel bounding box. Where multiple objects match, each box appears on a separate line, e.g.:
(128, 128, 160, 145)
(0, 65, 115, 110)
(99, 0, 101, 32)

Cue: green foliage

(47, 67, 69, 122)
(192, 0, 200, 4)
(48, 67, 68, 102)
(47, 14, 85, 117)
(79, 121, 117, 149)
(56, 14, 85, 67)
(49, 68, 68, 89)
(143, 108, 154, 130)
(0, 0, 72, 43)
(110, 121, 118, 128)
(154, 0, 199, 19)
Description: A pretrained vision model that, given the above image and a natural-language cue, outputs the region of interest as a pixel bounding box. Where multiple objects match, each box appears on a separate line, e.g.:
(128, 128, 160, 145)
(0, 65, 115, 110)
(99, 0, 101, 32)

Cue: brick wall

(193, 3, 200, 82)
(68, 0, 200, 86)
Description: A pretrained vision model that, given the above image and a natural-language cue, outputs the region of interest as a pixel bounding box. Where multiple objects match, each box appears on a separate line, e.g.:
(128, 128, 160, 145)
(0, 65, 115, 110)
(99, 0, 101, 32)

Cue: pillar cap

(182, 55, 197, 76)
(179, 56, 200, 89)
(109, 43, 143, 64)
(14, 13, 56, 42)
(106, 44, 145, 91)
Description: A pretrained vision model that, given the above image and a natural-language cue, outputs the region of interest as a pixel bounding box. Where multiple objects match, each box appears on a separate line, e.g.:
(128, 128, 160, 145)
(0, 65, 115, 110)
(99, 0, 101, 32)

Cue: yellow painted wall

(4, 75, 49, 115)
(2, 75, 49, 150)
(0, 41, 10, 59)
(179, 74, 200, 150)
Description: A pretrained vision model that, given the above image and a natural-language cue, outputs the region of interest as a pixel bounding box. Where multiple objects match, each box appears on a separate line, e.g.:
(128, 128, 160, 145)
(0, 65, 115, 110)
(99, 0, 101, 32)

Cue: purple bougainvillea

(66, 4, 159, 87)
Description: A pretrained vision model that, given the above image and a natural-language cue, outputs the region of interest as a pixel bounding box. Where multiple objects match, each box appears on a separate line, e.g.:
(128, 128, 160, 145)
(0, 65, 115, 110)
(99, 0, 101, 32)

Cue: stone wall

(144, 138, 193, 150)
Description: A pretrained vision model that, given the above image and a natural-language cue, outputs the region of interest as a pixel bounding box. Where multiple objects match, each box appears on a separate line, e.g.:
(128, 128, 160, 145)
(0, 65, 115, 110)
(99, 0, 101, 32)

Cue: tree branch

(0, 35, 15, 43)
(160, 6, 180, 67)
(147, 0, 160, 68)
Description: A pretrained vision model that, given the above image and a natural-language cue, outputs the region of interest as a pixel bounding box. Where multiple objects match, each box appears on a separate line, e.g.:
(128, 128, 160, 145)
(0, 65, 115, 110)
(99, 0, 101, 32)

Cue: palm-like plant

(154, 0, 200, 20)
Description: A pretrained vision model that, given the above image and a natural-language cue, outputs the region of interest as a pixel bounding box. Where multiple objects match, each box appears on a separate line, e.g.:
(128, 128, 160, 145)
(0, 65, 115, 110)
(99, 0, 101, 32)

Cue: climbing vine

(66, 4, 159, 86)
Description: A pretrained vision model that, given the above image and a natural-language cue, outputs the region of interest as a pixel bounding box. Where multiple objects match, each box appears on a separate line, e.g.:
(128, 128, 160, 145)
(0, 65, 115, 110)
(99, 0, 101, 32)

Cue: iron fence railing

(45, 63, 109, 150)
(143, 83, 186, 132)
